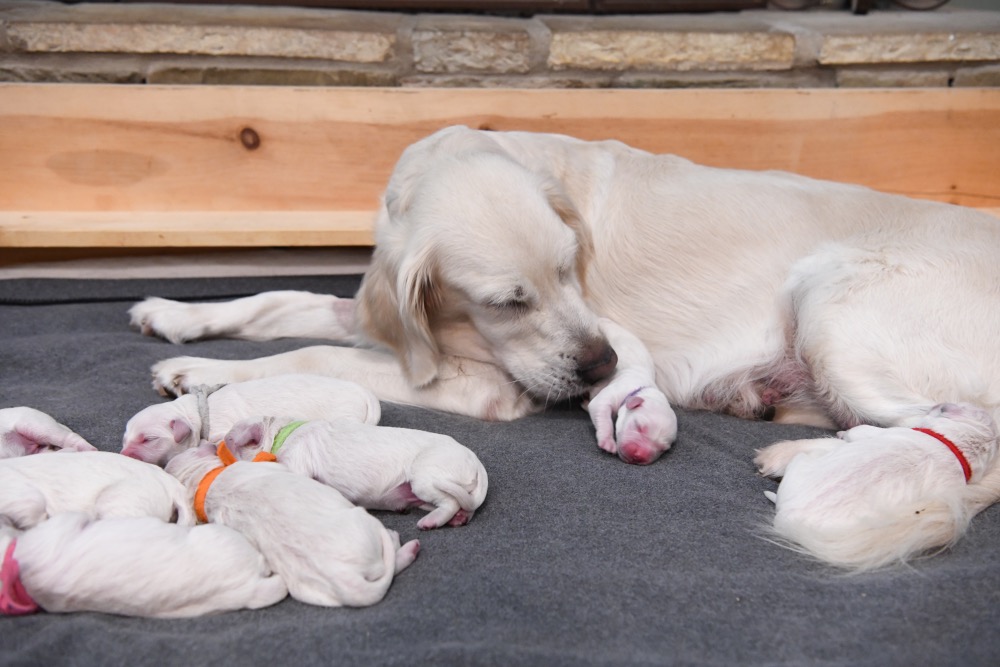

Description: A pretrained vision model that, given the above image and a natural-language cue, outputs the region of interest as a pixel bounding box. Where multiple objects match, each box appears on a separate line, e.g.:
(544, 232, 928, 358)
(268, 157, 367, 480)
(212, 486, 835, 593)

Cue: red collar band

(0, 540, 40, 616)
(912, 427, 972, 483)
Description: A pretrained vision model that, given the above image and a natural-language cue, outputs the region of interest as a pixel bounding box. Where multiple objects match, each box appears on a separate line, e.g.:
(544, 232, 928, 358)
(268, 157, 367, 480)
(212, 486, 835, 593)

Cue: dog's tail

(769, 490, 979, 572)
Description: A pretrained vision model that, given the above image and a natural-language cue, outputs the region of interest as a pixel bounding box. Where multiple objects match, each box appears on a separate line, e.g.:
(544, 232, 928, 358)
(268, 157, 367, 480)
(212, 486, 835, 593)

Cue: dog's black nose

(578, 340, 618, 385)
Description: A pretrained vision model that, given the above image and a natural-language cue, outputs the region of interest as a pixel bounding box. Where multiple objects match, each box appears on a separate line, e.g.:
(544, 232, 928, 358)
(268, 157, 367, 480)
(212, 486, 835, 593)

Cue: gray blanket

(1, 275, 997, 667)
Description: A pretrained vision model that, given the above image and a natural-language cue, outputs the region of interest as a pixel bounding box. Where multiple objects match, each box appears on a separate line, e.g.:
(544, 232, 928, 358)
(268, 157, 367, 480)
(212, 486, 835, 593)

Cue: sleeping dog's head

(356, 127, 616, 403)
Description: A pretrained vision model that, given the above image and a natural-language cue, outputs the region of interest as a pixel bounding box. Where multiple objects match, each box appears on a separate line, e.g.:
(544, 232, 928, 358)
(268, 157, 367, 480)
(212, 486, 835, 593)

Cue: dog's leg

(151, 346, 538, 422)
(753, 437, 840, 479)
(130, 291, 357, 344)
(416, 499, 463, 530)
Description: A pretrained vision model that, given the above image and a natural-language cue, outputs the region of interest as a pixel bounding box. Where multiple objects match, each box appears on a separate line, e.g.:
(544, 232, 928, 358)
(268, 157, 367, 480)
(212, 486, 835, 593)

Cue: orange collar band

(193, 442, 277, 523)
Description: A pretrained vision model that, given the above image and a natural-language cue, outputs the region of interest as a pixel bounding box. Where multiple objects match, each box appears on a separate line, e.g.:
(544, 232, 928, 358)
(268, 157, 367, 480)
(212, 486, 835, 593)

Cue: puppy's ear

(356, 248, 442, 388)
(543, 180, 593, 291)
(169, 418, 192, 445)
(226, 421, 265, 457)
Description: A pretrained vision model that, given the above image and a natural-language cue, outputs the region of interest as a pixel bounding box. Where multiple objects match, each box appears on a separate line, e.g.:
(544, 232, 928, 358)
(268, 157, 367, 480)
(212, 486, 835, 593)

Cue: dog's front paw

(150, 357, 239, 397)
(130, 297, 206, 344)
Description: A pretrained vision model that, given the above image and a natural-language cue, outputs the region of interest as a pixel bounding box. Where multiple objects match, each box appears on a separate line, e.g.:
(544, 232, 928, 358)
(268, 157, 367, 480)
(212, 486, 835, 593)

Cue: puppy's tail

(770, 491, 978, 572)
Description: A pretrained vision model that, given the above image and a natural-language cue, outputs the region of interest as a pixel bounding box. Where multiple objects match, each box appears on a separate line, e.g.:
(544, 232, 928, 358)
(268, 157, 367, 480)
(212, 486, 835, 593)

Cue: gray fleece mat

(1, 276, 998, 667)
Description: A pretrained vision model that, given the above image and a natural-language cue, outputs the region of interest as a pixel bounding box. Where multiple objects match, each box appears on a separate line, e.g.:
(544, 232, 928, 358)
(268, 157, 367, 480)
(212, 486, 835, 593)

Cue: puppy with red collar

(0, 407, 96, 458)
(755, 402, 998, 570)
(0, 513, 286, 618)
(0, 451, 194, 529)
(223, 415, 488, 530)
(165, 441, 419, 607)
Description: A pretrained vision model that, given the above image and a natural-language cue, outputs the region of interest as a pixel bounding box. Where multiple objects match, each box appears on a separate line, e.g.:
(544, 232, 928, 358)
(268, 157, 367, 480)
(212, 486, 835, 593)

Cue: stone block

(544, 15, 795, 72)
(2, 2, 399, 62)
(411, 16, 537, 74)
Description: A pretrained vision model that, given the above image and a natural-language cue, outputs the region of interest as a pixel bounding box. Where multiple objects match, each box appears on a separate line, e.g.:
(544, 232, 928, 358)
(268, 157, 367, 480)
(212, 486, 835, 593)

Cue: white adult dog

(122, 374, 380, 465)
(755, 403, 999, 570)
(165, 443, 420, 607)
(0, 407, 96, 458)
(0, 451, 194, 529)
(130, 126, 1000, 480)
(223, 415, 488, 529)
(0, 513, 286, 617)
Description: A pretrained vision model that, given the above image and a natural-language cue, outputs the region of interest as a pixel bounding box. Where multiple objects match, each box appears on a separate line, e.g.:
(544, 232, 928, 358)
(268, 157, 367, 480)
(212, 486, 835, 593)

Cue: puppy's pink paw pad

(447, 510, 470, 527)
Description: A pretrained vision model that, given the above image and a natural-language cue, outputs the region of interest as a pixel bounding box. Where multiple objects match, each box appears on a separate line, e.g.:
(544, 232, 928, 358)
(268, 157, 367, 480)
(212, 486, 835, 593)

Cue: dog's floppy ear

(543, 179, 594, 290)
(356, 247, 442, 388)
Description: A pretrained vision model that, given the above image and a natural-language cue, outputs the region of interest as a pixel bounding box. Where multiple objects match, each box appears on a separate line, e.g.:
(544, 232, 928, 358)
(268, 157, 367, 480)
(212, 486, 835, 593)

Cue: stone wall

(1, 1, 999, 87)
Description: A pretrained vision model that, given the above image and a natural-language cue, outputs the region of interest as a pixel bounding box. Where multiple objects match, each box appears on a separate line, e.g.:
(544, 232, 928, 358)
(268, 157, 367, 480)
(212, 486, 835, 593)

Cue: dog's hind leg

(130, 291, 358, 344)
(785, 240, 1000, 430)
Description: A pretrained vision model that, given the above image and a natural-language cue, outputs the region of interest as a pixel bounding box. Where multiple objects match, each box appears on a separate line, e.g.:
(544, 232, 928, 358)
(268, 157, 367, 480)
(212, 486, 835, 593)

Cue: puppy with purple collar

(223, 416, 488, 530)
(0, 407, 96, 458)
(165, 442, 420, 607)
(0, 451, 194, 530)
(755, 402, 999, 570)
(0, 513, 286, 618)
(585, 319, 677, 465)
(122, 374, 381, 466)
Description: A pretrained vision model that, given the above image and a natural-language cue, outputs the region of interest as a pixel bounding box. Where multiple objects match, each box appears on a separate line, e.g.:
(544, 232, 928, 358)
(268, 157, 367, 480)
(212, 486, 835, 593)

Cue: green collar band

(270, 420, 308, 457)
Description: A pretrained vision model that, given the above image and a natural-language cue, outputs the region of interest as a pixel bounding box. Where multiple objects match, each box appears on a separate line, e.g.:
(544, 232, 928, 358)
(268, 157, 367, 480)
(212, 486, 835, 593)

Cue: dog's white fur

(223, 416, 488, 530)
(755, 403, 999, 571)
(585, 318, 676, 464)
(0, 451, 194, 529)
(1, 513, 286, 617)
(0, 407, 96, 458)
(122, 374, 380, 465)
(129, 127, 1000, 523)
(165, 443, 420, 607)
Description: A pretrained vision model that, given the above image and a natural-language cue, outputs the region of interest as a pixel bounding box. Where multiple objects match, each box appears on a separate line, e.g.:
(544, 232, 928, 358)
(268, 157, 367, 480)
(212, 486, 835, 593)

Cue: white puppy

(585, 319, 677, 465)
(755, 403, 999, 570)
(0, 512, 286, 618)
(122, 374, 381, 465)
(0, 407, 96, 458)
(165, 442, 420, 607)
(224, 416, 488, 530)
(0, 451, 194, 529)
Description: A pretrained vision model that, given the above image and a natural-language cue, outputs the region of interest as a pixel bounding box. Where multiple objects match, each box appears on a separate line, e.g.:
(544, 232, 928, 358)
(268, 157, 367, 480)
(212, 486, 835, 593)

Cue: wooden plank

(0, 211, 374, 247)
(1, 85, 998, 247)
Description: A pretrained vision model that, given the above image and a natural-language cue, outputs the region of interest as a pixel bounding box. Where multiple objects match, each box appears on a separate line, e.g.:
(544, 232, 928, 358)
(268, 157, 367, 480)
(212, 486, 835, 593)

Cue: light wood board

(1, 84, 998, 247)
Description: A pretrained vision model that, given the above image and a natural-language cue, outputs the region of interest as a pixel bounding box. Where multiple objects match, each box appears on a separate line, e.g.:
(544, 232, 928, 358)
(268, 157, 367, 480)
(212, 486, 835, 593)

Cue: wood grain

(1, 85, 997, 247)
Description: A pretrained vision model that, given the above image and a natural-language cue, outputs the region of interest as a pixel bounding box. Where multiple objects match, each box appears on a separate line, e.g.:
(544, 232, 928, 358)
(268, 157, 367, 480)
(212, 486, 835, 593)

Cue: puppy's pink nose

(618, 438, 664, 466)
(578, 341, 617, 385)
(120, 446, 144, 460)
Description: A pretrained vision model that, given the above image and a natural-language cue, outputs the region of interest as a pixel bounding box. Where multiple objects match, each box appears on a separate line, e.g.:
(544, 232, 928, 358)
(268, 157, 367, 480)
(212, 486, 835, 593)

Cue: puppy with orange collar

(165, 441, 419, 608)
(0, 513, 286, 618)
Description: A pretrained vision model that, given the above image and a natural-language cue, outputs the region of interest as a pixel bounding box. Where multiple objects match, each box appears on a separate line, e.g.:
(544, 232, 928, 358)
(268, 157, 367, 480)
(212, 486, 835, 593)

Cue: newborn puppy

(0, 512, 286, 617)
(0, 451, 194, 529)
(0, 407, 96, 458)
(122, 374, 381, 465)
(165, 443, 420, 607)
(754, 402, 999, 570)
(225, 416, 488, 530)
(585, 319, 677, 465)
